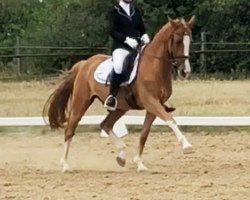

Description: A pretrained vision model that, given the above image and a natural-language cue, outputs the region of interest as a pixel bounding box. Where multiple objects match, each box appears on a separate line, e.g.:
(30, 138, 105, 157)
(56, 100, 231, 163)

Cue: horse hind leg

(61, 99, 91, 172)
(134, 112, 156, 172)
(100, 109, 127, 167)
(60, 137, 71, 172)
(61, 79, 91, 172)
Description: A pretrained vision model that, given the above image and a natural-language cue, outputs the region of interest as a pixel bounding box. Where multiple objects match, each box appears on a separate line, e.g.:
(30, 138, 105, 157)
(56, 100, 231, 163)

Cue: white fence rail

(0, 116, 250, 137)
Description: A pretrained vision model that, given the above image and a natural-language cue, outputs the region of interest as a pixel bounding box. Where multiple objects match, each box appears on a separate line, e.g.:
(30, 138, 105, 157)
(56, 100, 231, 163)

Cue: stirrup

(104, 95, 118, 111)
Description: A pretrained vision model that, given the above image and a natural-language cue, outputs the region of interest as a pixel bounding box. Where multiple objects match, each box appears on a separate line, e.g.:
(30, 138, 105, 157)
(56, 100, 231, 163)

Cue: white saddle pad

(94, 53, 140, 86)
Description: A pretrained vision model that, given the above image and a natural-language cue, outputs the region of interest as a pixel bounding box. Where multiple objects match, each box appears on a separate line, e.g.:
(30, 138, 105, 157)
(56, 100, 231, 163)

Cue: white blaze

(183, 35, 190, 57)
(184, 59, 191, 73)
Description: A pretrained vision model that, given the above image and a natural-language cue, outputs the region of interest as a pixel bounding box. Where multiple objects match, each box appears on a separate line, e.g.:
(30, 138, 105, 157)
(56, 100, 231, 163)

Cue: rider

(104, 0, 150, 111)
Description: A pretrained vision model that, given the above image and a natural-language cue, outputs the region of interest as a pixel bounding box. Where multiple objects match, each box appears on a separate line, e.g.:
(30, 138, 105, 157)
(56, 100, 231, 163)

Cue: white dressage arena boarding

(0, 116, 250, 138)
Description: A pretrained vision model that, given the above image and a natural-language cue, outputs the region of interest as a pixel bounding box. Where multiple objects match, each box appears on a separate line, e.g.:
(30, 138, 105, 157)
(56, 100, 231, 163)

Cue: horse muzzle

(177, 59, 191, 80)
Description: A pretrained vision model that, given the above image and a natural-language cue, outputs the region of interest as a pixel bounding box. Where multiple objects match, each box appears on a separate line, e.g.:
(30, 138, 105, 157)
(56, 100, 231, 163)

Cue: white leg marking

(133, 155, 148, 172)
(118, 150, 127, 160)
(60, 139, 71, 172)
(167, 121, 193, 154)
(109, 131, 127, 166)
(109, 131, 126, 150)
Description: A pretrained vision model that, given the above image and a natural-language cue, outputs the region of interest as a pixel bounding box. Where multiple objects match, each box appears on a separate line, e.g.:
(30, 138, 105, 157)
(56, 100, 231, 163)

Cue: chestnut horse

(44, 17, 195, 172)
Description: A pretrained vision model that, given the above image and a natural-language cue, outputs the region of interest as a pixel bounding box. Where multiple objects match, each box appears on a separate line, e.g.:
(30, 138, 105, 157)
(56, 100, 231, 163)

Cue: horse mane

(152, 18, 185, 42)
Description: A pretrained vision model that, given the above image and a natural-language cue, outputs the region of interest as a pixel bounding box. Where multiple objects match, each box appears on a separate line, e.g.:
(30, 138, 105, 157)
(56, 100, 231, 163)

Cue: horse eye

(176, 35, 183, 43)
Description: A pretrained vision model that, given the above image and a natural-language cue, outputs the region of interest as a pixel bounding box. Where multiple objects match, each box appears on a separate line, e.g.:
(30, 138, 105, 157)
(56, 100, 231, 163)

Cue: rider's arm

(109, 9, 126, 43)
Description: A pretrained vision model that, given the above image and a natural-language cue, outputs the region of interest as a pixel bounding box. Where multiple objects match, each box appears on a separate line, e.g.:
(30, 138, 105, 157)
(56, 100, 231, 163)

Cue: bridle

(143, 32, 191, 66)
(141, 30, 192, 79)
(168, 32, 190, 65)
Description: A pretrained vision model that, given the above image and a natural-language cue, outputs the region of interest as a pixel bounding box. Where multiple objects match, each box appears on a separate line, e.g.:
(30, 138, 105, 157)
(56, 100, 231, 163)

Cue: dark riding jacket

(109, 4, 146, 51)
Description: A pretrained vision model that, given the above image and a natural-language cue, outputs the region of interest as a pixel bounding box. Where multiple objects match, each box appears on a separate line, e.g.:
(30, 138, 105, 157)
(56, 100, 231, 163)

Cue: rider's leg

(104, 49, 130, 111)
(104, 71, 123, 110)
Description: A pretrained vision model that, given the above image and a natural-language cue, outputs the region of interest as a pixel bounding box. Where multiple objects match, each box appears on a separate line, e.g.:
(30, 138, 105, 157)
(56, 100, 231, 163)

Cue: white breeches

(112, 48, 130, 74)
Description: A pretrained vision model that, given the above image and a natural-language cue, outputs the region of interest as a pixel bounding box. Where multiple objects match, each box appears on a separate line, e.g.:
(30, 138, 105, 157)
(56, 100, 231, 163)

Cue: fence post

(15, 36, 21, 76)
(200, 32, 207, 73)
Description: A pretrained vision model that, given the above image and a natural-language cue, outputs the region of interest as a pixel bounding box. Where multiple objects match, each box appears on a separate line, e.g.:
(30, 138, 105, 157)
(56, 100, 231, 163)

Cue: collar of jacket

(114, 5, 135, 20)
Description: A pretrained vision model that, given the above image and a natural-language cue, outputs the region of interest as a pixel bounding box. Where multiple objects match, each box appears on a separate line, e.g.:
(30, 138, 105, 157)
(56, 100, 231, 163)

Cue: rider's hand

(124, 37, 138, 49)
(141, 34, 150, 44)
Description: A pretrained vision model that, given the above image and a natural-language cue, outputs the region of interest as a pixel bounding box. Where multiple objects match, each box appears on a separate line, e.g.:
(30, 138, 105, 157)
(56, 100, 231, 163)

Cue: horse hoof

(60, 160, 70, 173)
(183, 145, 194, 154)
(62, 165, 70, 173)
(116, 156, 126, 167)
(137, 165, 148, 173)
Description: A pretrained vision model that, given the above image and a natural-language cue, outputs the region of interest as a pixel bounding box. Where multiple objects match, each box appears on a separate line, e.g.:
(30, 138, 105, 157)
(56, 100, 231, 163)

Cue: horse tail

(43, 62, 83, 129)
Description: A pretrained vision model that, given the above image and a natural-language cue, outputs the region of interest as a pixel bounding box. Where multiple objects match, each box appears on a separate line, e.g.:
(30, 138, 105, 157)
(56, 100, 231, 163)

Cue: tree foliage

(0, 0, 249, 76)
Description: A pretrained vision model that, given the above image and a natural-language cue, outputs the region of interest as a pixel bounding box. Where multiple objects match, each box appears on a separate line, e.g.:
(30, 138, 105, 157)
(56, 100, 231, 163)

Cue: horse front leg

(134, 111, 156, 172)
(100, 109, 127, 167)
(167, 120, 193, 154)
(145, 100, 193, 154)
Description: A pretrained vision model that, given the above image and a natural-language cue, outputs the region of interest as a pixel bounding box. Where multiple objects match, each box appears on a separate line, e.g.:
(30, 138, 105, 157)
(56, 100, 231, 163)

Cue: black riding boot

(104, 71, 123, 111)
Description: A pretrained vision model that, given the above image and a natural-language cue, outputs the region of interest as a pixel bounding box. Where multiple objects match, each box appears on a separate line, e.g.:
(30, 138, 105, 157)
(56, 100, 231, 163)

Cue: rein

(144, 51, 189, 66)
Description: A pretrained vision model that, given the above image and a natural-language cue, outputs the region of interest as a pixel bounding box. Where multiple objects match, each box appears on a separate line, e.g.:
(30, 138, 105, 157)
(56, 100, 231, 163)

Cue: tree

(0, 0, 249, 77)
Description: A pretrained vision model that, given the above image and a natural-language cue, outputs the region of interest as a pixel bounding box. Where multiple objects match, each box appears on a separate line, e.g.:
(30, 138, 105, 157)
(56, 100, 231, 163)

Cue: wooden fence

(0, 33, 249, 77)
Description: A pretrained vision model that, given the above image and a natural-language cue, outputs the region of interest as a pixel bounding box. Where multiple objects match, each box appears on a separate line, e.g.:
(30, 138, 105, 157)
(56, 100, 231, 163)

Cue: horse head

(167, 16, 195, 79)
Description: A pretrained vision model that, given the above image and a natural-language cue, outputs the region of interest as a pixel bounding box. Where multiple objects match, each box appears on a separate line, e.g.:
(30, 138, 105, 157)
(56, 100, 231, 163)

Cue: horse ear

(187, 16, 196, 28)
(168, 16, 178, 28)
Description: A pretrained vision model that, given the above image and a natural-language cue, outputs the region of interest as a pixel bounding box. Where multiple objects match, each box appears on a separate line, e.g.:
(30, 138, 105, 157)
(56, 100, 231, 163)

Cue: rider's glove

(124, 37, 138, 49)
(140, 34, 150, 44)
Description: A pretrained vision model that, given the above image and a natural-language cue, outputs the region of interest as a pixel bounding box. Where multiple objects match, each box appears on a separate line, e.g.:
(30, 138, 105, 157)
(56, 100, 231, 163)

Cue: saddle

(94, 49, 141, 86)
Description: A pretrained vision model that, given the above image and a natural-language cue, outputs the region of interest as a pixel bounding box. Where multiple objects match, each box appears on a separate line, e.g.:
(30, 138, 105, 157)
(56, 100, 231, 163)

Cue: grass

(172, 80, 250, 116)
(0, 79, 250, 134)
(0, 79, 250, 117)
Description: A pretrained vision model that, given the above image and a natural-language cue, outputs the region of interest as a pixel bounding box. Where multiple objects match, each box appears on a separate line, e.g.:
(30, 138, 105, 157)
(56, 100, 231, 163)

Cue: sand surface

(0, 131, 250, 200)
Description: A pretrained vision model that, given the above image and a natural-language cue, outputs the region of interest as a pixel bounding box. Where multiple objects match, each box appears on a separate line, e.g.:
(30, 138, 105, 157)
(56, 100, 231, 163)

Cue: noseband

(168, 32, 190, 65)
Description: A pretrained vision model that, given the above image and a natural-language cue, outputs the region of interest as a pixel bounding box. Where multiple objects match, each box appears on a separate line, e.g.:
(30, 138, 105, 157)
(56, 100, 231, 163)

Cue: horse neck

(147, 23, 172, 58)
(143, 24, 173, 80)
